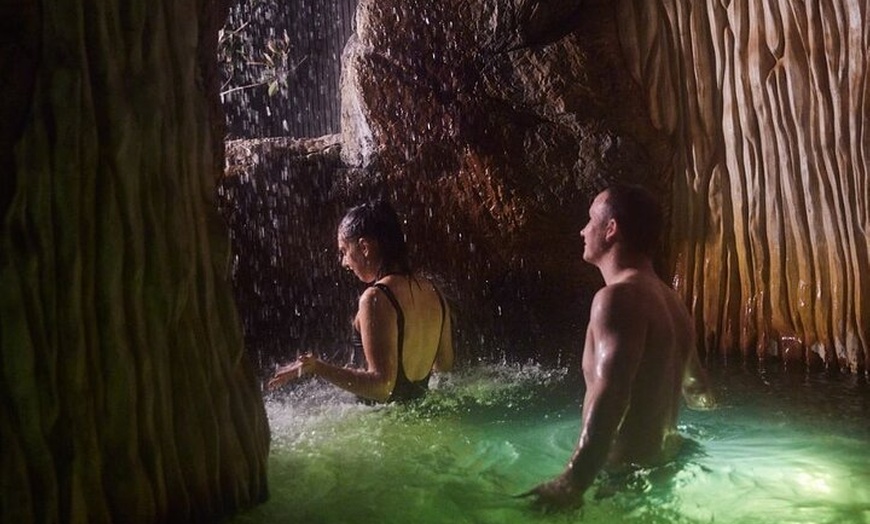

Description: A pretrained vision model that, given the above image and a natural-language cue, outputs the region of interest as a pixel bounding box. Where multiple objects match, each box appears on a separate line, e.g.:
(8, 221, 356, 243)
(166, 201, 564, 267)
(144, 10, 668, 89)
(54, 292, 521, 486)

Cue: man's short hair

(602, 183, 663, 256)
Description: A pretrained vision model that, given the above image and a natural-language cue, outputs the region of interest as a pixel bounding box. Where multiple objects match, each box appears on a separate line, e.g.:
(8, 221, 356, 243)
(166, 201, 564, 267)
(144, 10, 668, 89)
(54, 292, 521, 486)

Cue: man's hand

(519, 469, 585, 512)
(682, 372, 717, 410)
(684, 389, 717, 410)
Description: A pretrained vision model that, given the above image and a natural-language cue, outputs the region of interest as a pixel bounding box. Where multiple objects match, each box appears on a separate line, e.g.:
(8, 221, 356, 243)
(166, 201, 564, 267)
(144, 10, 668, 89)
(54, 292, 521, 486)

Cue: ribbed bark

(0, 1, 270, 522)
(617, 0, 869, 372)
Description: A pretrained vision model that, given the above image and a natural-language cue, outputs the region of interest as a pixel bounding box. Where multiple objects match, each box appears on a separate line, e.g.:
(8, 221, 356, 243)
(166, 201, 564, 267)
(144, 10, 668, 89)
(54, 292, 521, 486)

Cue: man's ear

(604, 218, 618, 243)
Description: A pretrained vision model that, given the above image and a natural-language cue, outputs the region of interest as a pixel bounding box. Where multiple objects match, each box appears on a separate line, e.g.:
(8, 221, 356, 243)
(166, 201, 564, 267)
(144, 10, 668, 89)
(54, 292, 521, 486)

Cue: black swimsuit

(351, 282, 446, 403)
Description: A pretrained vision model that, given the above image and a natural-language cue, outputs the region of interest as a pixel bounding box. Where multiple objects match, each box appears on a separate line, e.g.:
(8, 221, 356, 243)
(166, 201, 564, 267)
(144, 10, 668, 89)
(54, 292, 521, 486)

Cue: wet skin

(524, 190, 715, 510)
(268, 232, 453, 402)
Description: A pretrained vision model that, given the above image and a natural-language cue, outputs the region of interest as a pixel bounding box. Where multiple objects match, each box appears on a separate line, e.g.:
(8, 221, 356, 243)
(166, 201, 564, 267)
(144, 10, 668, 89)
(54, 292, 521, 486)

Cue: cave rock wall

(1, 1, 270, 522)
(617, 0, 870, 372)
(333, 0, 668, 360)
(225, 0, 869, 374)
(340, 0, 870, 372)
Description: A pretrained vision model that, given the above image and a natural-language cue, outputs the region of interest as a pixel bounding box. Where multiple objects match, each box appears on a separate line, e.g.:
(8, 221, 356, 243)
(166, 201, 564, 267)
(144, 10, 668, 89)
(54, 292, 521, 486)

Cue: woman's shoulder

(377, 273, 443, 303)
(358, 285, 399, 318)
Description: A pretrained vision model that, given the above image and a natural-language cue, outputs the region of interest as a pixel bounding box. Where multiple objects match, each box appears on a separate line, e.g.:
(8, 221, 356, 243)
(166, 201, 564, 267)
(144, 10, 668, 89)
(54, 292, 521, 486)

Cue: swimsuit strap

(371, 283, 405, 359)
(433, 286, 446, 357)
(371, 281, 444, 403)
(435, 286, 446, 326)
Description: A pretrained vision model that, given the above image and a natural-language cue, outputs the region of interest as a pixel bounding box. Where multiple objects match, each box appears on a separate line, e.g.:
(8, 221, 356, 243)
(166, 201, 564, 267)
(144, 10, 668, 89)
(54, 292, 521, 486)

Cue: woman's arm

(311, 287, 398, 402)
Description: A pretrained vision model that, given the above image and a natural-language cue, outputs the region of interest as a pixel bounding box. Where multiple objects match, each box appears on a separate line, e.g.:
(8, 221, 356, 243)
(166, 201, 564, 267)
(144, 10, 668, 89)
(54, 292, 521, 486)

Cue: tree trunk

(0, 1, 270, 522)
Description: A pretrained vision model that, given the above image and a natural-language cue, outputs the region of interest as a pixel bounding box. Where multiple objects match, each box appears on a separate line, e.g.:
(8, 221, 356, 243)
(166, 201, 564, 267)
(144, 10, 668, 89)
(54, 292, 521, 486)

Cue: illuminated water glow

(232, 364, 870, 524)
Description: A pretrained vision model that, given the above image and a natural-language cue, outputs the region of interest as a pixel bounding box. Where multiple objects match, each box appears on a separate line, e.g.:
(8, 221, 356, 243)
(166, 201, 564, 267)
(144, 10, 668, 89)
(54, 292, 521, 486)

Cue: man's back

(584, 272, 694, 467)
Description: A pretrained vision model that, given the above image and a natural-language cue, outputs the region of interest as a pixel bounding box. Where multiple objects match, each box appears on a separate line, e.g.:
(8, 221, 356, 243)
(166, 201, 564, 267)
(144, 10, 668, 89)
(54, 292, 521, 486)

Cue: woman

(268, 200, 454, 403)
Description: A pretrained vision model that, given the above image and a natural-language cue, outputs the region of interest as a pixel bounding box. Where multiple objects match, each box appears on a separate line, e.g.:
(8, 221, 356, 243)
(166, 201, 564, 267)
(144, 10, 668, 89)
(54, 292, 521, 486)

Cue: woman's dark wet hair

(339, 200, 411, 276)
(602, 183, 663, 256)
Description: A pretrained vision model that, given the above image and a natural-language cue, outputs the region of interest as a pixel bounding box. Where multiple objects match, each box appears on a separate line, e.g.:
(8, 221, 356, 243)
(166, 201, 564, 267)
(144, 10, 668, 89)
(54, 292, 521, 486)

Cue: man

(524, 183, 715, 509)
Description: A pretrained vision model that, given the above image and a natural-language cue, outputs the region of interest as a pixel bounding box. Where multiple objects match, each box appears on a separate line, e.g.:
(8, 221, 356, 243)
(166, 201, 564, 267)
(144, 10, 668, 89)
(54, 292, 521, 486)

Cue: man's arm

(566, 286, 647, 489)
(681, 342, 716, 410)
(525, 286, 646, 507)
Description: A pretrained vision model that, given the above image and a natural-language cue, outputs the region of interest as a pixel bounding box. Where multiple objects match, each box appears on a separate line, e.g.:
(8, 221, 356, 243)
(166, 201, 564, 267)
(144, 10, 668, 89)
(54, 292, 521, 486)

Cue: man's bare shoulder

(592, 275, 686, 324)
(589, 282, 648, 327)
(592, 278, 652, 307)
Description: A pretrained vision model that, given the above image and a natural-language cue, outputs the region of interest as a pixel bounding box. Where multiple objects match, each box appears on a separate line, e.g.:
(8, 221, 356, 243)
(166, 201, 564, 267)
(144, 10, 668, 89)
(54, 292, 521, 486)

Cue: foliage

(218, 0, 307, 100)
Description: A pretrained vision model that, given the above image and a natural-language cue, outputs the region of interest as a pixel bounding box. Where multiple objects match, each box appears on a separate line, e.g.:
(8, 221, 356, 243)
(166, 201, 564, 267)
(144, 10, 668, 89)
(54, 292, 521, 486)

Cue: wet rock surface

(223, 0, 870, 374)
(223, 0, 668, 367)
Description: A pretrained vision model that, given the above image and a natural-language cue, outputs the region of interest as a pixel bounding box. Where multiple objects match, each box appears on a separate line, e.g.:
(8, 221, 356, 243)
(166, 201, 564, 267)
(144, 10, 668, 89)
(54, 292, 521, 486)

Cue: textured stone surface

(227, 0, 667, 366)
(0, 1, 270, 522)
(617, 0, 870, 372)
(338, 0, 669, 362)
(225, 0, 869, 375)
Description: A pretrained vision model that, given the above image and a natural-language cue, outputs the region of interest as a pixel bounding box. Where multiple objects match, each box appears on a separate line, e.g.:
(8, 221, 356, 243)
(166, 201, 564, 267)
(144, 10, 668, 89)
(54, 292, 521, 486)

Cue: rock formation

(617, 0, 869, 372)
(225, 0, 669, 367)
(342, 0, 870, 373)
(225, 0, 869, 374)
(1, 1, 270, 522)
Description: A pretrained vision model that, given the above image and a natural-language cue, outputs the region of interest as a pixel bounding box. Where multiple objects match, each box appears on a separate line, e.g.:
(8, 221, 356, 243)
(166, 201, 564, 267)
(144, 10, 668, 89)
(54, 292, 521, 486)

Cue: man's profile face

(580, 191, 612, 264)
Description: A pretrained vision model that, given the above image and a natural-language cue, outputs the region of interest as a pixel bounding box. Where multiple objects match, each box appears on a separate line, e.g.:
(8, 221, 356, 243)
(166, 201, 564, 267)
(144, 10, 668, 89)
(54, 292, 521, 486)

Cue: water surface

(233, 364, 870, 523)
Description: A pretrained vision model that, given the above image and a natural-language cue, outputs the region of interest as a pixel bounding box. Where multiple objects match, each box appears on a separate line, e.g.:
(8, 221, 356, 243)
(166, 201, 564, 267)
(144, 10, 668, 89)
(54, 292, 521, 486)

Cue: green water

(233, 364, 870, 524)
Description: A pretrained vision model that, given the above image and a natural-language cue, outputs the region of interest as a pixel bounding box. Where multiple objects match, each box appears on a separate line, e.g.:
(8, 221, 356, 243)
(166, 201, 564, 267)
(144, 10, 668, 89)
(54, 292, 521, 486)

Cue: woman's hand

(267, 354, 319, 390)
